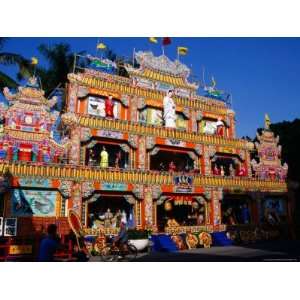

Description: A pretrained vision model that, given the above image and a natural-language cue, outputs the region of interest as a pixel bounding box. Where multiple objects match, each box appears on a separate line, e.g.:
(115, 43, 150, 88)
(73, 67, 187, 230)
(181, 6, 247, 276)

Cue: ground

(90, 240, 300, 262)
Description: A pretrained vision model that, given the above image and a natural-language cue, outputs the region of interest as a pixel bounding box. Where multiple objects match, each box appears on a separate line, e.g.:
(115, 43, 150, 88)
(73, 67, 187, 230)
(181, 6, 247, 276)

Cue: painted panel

(11, 189, 57, 217)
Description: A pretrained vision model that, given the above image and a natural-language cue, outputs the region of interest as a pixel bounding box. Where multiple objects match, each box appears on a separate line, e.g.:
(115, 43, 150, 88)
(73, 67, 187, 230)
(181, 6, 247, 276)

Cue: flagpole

(132, 48, 135, 67)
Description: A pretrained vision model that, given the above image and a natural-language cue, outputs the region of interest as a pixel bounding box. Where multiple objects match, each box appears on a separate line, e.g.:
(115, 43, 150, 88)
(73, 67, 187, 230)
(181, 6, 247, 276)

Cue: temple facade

(0, 51, 291, 241)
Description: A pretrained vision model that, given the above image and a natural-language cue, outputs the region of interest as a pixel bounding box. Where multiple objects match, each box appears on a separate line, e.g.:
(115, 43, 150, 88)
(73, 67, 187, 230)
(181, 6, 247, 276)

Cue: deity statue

(229, 164, 235, 177)
(121, 210, 127, 224)
(168, 161, 176, 173)
(105, 95, 114, 118)
(100, 146, 109, 168)
(115, 150, 122, 169)
(216, 117, 225, 136)
(213, 165, 220, 175)
(220, 165, 225, 176)
(163, 90, 177, 128)
(104, 208, 113, 228)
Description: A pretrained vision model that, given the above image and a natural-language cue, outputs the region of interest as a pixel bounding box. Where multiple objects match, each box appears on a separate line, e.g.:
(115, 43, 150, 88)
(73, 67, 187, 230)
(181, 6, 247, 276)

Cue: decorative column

(211, 187, 223, 226)
(67, 83, 79, 113)
(71, 181, 83, 219)
(69, 127, 81, 165)
(144, 186, 153, 229)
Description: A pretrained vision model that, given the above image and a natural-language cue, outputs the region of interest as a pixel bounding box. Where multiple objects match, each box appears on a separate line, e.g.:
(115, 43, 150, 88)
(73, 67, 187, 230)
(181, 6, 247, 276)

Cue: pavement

(90, 240, 300, 262)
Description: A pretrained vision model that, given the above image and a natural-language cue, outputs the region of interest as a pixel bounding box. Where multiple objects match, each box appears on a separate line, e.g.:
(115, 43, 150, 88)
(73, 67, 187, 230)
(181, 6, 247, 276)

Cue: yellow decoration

(97, 42, 106, 50)
(31, 57, 38, 65)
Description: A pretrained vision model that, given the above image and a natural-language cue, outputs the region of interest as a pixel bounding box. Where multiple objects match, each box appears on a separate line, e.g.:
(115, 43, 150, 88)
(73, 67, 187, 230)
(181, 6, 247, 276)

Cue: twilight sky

(1, 37, 299, 138)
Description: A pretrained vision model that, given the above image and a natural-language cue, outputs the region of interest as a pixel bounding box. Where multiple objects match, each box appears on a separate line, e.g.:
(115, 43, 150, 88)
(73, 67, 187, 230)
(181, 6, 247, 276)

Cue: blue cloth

(241, 207, 250, 224)
(38, 237, 59, 262)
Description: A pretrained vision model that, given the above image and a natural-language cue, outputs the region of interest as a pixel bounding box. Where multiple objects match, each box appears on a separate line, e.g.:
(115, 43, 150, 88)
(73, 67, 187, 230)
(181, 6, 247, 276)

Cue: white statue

(121, 210, 127, 224)
(163, 90, 177, 128)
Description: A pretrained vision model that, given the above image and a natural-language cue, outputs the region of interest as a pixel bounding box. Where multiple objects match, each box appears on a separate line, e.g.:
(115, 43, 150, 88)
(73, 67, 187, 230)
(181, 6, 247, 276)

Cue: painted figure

(105, 95, 114, 118)
(220, 165, 225, 176)
(216, 117, 225, 136)
(115, 150, 122, 169)
(100, 146, 109, 168)
(168, 161, 176, 173)
(163, 90, 176, 128)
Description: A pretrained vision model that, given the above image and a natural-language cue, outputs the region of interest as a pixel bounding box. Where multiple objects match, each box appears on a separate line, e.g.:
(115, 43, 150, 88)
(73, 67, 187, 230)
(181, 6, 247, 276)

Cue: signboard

(101, 182, 127, 191)
(4, 218, 17, 236)
(174, 175, 193, 193)
(9, 245, 32, 255)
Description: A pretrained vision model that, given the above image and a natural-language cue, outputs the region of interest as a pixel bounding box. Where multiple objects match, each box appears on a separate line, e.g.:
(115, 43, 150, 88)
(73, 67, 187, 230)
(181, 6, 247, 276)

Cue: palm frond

(0, 70, 18, 91)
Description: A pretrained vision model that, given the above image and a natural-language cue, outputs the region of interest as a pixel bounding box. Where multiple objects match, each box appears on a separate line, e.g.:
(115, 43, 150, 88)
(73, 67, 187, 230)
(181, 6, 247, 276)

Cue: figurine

(213, 165, 220, 175)
(220, 165, 225, 176)
(121, 210, 127, 224)
(115, 150, 121, 169)
(163, 90, 177, 128)
(238, 164, 246, 176)
(216, 117, 225, 136)
(168, 161, 176, 173)
(88, 149, 95, 166)
(100, 146, 109, 168)
(105, 95, 114, 118)
(104, 208, 113, 227)
(229, 164, 235, 177)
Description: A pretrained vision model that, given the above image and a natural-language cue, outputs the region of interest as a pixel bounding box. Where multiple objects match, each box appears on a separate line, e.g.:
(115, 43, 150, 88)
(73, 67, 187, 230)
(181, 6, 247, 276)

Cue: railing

(0, 161, 287, 192)
(78, 114, 251, 150)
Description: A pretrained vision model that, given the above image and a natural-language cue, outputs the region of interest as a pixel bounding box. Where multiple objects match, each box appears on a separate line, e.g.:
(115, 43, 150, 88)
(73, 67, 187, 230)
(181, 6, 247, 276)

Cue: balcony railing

(0, 161, 287, 192)
(78, 114, 252, 150)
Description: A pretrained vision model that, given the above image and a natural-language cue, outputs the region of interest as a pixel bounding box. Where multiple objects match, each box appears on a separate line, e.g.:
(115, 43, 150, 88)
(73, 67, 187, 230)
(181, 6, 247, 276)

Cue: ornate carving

(132, 184, 143, 200)
(182, 107, 190, 119)
(61, 112, 79, 127)
(196, 111, 203, 121)
(146, 136, 156, 150)
(80, 127, 92, 142)
(195, 144, 203, 156)
(151, 185, 162, 200)
(133, 51, 191, 77)
(77, 86, 89, 98)
(137, 97, 146, 110)
(120, 94, 130, 107)
(124, 195, 136, 205)
(59, 181, 73, 198)
(128, 134, 138, 149)
(138, 136, 146, 169)
(119, 143, 130, 153)
(149, 147, 160, 156)
(81, 181, 95, 198)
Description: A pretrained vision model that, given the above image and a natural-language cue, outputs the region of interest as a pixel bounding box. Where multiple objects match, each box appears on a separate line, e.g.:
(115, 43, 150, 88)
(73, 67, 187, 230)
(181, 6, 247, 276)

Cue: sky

(1, 37, 300, 138)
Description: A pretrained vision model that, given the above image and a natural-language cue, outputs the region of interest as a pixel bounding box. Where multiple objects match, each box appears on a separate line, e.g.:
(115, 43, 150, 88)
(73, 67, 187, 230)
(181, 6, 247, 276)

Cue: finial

(264, 114, 271, 130)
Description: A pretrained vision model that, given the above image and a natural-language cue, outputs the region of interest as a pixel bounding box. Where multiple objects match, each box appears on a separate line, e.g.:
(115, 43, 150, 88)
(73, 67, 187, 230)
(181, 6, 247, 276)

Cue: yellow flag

(97, 42, 106, 50)
(177, 46, 188, 56)
(31, 57, 38, 65)
(149, 37, 158, 44)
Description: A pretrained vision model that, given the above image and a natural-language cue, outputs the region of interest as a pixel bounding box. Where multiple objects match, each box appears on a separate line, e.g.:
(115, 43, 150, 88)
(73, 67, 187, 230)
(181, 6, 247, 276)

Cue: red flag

(162, 37, 171, 46)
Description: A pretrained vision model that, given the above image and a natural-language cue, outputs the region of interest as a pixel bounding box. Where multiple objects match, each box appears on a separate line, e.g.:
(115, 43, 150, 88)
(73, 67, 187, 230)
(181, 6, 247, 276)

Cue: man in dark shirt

(38, 224, 59, 262)
(113, 221, 128, 257)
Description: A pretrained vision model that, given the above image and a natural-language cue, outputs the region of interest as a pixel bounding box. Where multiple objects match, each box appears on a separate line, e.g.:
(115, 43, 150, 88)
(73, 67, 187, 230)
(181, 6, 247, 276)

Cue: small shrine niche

(251, 115, 288, 180)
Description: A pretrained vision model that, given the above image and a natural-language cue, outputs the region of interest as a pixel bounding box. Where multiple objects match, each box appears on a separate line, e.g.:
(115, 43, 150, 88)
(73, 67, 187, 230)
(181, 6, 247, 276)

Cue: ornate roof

(126, 51, 198, 90)
(134, 51, 190, 77)
(3, 77, 57, 108)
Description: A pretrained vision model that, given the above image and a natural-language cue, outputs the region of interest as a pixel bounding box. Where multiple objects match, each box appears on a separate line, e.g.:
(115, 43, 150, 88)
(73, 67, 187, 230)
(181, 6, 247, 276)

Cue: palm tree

(0, 38, 31, 91)
(34, 43, 77, 97)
